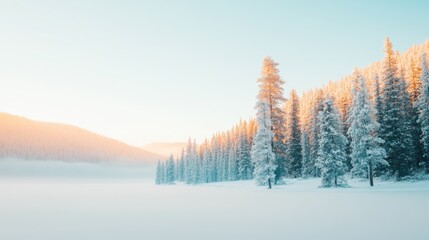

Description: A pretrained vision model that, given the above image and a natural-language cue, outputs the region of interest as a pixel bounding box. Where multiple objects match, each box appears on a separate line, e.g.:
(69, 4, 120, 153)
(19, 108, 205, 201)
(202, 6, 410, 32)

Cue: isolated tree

(165, 155, 176, 184)
(417, 53, 429, 171)
(316, 98, 348, 187)
(252, 101, 277, 188)
(285, 90, 302, 177)
(348, 71, 388, 186)
(257, 57, 287, 183)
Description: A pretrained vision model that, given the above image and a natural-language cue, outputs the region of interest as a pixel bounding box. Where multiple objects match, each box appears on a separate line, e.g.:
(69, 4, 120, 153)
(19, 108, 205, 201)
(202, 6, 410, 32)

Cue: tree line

(156, 38, 429, 188)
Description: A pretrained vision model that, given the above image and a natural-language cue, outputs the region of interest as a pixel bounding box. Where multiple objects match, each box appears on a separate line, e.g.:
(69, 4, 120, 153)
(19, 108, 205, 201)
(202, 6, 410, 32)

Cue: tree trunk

(334, 176, 337, 187)
(268, 178, 272, 189)
(369, 163, 374, 187)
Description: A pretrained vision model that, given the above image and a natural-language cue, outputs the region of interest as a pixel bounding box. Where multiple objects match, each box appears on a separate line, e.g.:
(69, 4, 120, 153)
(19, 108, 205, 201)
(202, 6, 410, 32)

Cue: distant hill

(0, 113, 164, 164)
(142, 142, 187, 158)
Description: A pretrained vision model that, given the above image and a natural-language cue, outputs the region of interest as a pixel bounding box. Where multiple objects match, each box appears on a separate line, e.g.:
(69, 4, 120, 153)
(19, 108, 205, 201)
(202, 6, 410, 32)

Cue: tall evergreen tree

(237, 124, 252, 180)
(160, 161, 165, 184)
(178, 148, 185, 182)
(417, 53, 429, 171)
(155, 160, 162, 185)
(380, 37, 414, 179)
(285, 90, 302, 178)
(316, 98, 348, 187)
(348, 71, 387, 186)
(165, 154, 176, 184)
(373, 73, 383, 126)
(252, 101, 277, 189)
(257, 57, 287, 183)
(406, 56, 425, 170)
(301, 130, 311, 178)
(308, 90, 324, 177)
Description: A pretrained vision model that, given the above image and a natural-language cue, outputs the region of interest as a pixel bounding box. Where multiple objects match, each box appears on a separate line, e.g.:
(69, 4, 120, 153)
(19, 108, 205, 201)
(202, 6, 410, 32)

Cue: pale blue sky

(1, 0, 428, 146)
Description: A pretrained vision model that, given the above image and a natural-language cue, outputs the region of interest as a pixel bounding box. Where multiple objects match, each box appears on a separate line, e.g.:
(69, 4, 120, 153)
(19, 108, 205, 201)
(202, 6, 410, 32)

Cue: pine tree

(160, 161, 165, 184)
(308, 90, 324, 177)
(165, 154, 175, 184)
(237, 125, 252, 180)
(252, 101, 277, 188)
(380, 38, 415, 179)
(417, 53, 429, 171)
(373, 73, 383, 126)
(228, 144, 238, 181)
(348, 71, 387, 186)
(185, 138, 193, 184)
(316, 98, 348, 187)
(301, 130, 311, 178)
(155, 160, 162, 185)
(178, 148, 185, 182)
(285, 90, 302, 178)
(257, 57, 287, 183)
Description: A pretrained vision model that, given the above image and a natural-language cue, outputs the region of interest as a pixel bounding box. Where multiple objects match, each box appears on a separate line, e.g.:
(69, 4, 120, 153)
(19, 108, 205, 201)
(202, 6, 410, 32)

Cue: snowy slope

(0, 113, 164, 164)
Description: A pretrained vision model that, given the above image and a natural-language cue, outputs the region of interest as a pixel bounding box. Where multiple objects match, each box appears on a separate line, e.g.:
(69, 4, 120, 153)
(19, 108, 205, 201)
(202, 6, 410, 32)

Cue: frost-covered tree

(380, 38, 414, 179)
(155, 160, 162, 185)
(252, 101, 276, 188)
(300, 130, 311, 178)
(417, 53, 429, 171)
(285, 90, 302, 178)
(257, 57, 287, 183)
(373, 73, 383, 126)
(165, 154, 176, 184)
(228, 145, 238, 181)
(316, 98, 348, 187)
(237, 126, 252, 180)
(308, 90, 324, 177)
(202, 147, 211, 183)
(178, 148, 185, 182)
(160, 161, 165, 184)
(348, 71, 387, 186)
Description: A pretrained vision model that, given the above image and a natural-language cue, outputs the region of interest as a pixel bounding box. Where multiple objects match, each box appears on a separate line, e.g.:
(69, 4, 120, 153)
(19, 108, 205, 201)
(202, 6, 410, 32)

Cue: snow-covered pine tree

(191, 139, 200, 184)
(316, 97, 348, 187)
(417, 53, 429, 171)
(228, 143, 238, 181)
(178, 148, 185, 182)
(380, 37, 414, 179)
(308, 90, 324, 177)
(160, 161, 165, 184)
(348, 70, 387, 186)
(202, 146, 211, 183)
(165, 154, 175, 184)
(373, 73, 383, 126)
(257, 57, 287, 184)
(155, 160, 162, 185)
(301, 130, 311, 178)
(210, 135, 219, 182)
(285, 90, 302, 178)
(185, 138, 193, 184)
(237, 124, 252, 180)
(252, 100, 277, 188)
(406, 56, 425, 170)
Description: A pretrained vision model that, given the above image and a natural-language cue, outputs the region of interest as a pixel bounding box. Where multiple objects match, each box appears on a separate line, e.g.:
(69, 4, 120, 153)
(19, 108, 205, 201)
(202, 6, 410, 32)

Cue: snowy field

(1, 160, 429, 240)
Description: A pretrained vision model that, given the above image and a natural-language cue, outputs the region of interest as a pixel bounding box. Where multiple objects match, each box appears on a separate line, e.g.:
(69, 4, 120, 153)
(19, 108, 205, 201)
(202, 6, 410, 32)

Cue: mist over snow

(0, 158, 154, 180)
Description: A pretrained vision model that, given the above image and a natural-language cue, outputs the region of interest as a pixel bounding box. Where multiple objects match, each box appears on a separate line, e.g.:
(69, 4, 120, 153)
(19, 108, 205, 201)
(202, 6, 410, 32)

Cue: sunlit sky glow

(1, 0, 429, 146)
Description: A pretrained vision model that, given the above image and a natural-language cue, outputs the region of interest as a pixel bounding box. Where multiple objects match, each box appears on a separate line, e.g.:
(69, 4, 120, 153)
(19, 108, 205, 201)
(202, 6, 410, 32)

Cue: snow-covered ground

(1, 160, 428, 240)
